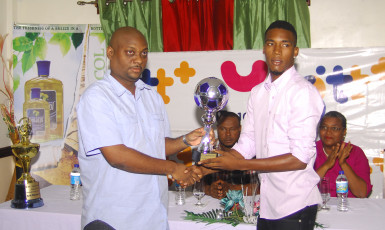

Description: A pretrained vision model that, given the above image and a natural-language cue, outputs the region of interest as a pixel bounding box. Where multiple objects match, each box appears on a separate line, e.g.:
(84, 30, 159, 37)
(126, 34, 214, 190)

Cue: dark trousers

(257, 204, 318, 230)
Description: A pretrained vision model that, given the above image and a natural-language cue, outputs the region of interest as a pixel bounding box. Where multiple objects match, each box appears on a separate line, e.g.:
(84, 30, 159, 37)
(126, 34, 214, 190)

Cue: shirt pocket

(147, 113, 165, 140)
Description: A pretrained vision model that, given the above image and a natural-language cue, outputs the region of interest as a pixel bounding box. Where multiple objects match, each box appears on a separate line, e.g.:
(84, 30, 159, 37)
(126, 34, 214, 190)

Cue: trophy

(192, 77, 229, 163)
(11, 117, 44, 209)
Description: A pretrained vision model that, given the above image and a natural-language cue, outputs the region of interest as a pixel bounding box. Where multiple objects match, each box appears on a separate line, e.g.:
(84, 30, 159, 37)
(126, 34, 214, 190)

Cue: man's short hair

(265, 20, 297, 46)
(216, 111, 241, 126)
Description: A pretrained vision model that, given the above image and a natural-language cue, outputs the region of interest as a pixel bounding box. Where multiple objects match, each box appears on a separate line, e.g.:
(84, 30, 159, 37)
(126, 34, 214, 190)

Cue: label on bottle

(71, 174, 81, 185)
(336, 181, 348, 193)
(26, 108, 47, 136)
(39, 89, 57, 128)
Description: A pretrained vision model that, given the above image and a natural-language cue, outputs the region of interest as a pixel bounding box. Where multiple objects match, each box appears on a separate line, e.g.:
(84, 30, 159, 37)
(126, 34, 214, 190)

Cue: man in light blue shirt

(77, 26, 205, 230)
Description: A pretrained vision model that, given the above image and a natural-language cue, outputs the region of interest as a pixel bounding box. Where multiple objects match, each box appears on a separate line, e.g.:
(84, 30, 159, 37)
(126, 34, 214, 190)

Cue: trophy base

(11, 183, 44, 209)
(11, 198, 44, 209)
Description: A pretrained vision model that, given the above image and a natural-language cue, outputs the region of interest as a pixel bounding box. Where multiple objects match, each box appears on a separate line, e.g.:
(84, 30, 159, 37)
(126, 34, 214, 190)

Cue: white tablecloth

(1, 185, 385, 230)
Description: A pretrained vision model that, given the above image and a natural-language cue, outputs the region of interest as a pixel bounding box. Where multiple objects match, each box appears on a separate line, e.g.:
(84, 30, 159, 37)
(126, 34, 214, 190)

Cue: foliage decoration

(13, 31, 84, 75)
(184, 209, 245, 227)
(0, 34, 19, 144)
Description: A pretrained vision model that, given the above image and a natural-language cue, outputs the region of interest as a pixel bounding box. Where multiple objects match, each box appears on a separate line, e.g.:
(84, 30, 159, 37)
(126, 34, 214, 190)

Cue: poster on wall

(13, 24, 384, 198)
(12, 24, 108, 187)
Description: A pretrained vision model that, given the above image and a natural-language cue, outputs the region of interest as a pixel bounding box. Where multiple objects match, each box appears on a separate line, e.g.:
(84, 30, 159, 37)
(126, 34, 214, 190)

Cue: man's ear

(106, 46, 114, 60)
(294, 46, 299, 58)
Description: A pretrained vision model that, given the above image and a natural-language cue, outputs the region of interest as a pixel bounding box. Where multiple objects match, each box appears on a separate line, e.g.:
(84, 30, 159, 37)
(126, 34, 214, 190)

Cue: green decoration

(233, 0, 311, 49)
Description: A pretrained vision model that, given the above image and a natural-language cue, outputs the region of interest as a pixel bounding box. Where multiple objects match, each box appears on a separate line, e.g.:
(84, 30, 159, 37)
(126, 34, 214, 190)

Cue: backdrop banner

(13, 24, 384, 198)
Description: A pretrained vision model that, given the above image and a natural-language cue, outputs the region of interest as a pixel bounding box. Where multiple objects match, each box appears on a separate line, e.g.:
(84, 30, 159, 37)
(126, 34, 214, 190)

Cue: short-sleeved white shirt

(77, 72, 171, 230)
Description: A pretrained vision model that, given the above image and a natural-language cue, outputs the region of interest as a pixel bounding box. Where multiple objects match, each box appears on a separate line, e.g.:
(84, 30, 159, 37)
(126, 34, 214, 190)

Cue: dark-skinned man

(77, 26, 208, 230)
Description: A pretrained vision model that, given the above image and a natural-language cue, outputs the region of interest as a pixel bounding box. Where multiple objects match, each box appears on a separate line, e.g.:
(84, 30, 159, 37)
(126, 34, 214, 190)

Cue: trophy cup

(11, 117, 44, 209)
(192, 77, 229, 163)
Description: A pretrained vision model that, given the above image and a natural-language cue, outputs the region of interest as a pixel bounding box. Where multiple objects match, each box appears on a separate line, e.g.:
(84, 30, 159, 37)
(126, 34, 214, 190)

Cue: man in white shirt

(200, 20, 324, 230)
(77, 26, 206, 230)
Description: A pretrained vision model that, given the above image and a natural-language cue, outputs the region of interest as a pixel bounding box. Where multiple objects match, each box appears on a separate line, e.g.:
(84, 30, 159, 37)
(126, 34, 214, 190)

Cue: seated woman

(314, 111, 372, 198)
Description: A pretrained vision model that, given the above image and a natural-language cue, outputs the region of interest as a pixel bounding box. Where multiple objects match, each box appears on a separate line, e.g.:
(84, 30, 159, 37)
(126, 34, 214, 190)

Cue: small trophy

(11, 117, 44, 209)
(192, 77, 229, 163)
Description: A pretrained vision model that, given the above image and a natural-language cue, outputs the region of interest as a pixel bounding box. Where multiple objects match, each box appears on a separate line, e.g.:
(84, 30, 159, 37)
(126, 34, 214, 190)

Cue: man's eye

(141, 51, 148, 57)
(127, 51, 134, 55)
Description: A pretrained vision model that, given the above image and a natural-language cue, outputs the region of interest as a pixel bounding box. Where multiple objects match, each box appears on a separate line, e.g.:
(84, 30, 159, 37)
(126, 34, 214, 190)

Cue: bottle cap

(339, 170, 344, 174)
(37, 61, 50, 76)
(74, 164, 79, 168)
(31, 88, 41, 99)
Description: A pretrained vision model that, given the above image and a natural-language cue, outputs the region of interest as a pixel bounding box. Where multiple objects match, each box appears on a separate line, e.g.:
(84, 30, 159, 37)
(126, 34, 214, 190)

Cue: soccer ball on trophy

(192, 77, 229, 163)
(194, 77, 229, 112)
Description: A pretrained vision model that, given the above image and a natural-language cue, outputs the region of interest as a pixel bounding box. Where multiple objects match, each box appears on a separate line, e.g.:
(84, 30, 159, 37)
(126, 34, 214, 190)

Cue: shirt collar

(264, 66, 296, 92)
(105, 70, 151, 97)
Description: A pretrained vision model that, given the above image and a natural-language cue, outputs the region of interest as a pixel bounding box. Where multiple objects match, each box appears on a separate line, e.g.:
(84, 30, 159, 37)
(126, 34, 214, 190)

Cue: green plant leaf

(25, 32, 39, 41)
(13, 36, 33, 52)
(184, 209, 243, 227)
(90, 32, 106, 44)
(13, 54, 18, 69)
(33, 37, 47, 60)
(49, 33, 71, 56)
(21, 49, 36, 74)
(71, 33, 84, 49)
(13, 74, 20, 91)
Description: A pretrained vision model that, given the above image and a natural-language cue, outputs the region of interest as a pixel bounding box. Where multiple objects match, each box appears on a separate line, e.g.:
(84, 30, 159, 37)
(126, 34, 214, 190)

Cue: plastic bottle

(175, 183, 185, 205)
(70, 164, 81, 200)
(24, 60, 64, 140)
(336, 170, 349, 211)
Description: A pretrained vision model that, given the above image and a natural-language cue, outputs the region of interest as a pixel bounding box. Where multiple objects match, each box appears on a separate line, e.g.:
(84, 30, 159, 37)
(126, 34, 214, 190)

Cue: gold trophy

(11, 117, 44, 209)
(192, 77, 229, 163)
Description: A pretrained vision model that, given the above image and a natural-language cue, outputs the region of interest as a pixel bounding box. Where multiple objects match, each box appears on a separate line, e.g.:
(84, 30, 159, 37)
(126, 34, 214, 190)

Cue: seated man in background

(204, 111, 258, 199)
(314, 111, 372, 198)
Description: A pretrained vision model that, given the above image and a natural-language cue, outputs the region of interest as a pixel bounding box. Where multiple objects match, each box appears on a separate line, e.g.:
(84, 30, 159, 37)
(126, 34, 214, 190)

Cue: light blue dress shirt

(77, 71, 171, 230)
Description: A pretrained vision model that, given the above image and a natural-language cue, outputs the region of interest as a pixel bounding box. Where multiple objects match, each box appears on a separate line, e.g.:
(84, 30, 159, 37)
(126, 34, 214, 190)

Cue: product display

(23, 88, 50, 142)
(24, 60, 64, 141)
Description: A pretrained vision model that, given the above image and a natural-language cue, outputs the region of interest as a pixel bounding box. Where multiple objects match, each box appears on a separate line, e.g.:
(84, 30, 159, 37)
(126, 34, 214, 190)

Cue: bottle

(70, 164, 81, 200)
(175, 183, 185, 205)
(24, 60, 63, 141)
(336, 170, 349, 211)
(23, 88, 51, 142)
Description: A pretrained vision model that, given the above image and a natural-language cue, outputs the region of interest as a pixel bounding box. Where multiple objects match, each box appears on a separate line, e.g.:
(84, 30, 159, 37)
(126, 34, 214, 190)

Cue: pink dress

(314, 140, 373, 198)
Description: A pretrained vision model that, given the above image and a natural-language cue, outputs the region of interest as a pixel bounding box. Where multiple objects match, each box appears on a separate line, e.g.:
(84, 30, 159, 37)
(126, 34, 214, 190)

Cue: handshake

(169, 164, 211, 188)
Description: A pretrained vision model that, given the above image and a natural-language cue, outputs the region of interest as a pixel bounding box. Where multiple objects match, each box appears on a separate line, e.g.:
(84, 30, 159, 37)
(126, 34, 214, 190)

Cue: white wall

(309, 0, 385, 48)
(1, 0, 385, 147)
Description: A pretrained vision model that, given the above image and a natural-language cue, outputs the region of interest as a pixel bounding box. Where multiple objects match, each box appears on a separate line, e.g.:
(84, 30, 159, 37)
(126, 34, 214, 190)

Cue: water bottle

(70, 164, 81, 200)
(336, 170, 348, 211)
(175, 183, 185, 205)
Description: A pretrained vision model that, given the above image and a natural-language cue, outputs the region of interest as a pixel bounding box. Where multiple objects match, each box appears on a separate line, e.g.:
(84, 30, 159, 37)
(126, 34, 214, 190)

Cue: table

(0, 185, 81, 230)
(1, 185, 385, 230)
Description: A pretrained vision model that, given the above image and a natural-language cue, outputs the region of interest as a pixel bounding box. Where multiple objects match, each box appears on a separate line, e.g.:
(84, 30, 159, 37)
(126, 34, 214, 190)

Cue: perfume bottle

(23, 88, 50, 142)
(24, 61, 63, 140)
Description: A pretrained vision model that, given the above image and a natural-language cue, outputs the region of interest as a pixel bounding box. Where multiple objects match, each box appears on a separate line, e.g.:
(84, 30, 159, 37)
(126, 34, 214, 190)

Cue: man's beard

(221, 142, 236, 149)
(270, 70, 283, 77)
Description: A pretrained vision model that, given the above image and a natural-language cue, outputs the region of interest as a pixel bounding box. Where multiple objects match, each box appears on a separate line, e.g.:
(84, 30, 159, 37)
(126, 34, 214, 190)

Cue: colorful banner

(13, 25, 384, 198)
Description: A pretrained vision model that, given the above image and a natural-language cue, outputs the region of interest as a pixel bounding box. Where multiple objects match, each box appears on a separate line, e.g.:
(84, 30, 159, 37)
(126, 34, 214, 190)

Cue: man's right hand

(171, 163, 201, 187)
